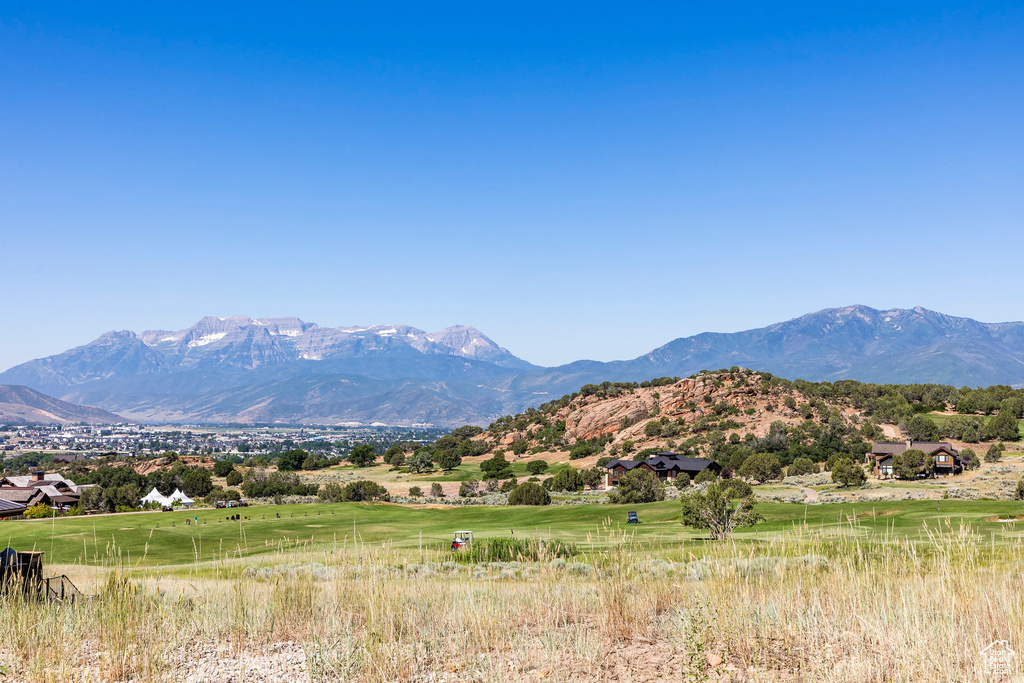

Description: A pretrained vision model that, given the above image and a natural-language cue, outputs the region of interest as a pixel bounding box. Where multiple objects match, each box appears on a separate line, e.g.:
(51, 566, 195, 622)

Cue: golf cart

(451, 530, 473, 551)
(627, 511, 640, 524)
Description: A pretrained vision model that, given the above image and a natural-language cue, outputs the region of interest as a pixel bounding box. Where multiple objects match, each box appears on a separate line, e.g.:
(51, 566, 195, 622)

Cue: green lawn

(4, 498, 1024, 568)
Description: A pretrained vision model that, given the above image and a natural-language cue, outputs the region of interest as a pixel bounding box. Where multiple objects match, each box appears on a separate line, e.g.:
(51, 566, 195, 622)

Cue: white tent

(169, 488, 195, 506)
(140, 487, 172, 508)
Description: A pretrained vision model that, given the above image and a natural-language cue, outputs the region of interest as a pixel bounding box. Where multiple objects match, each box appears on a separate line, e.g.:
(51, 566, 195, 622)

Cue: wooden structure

(0, 549, 83, 603)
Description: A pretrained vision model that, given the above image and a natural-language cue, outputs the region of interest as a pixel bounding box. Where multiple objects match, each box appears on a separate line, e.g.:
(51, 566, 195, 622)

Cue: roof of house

(872, 441, 959, 457)
(0, 499, 26, 514)
(910, 441, 958, 454)
(872, 442, 908, 456)
(2, 473, 77, 488)
(604, 456, 718, 473)
(0, 488, 44, 504)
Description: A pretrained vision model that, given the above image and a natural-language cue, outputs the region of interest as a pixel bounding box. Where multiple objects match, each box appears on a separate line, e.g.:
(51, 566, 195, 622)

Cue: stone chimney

(31, 471, 44, 482)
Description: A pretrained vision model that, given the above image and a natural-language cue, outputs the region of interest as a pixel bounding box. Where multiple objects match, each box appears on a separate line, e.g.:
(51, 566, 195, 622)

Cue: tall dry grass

(0, 521, 1021, 681)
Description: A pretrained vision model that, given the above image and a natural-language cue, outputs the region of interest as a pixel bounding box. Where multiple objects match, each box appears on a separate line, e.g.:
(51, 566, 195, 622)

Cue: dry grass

(1, 522, 1022, 682)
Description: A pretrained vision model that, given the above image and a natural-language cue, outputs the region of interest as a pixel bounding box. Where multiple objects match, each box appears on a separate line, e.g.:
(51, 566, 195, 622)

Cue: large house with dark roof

(0, 471, 90, 511)
(603, 453, 721, 487)
(869, 441, 962, 478)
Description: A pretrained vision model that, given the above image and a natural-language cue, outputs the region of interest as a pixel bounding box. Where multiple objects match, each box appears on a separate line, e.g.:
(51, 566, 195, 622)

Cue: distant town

(0, 423, 447, 461)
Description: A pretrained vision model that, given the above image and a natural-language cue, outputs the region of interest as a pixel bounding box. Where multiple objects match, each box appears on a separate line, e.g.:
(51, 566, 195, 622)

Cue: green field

(4, 498, 1024, 568)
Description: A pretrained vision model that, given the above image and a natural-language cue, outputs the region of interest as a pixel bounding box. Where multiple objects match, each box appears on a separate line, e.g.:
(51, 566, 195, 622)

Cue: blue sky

(1, 2, 1022, 370)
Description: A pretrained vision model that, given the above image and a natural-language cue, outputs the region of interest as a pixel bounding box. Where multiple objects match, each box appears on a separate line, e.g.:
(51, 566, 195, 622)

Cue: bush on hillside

(339, 480, 390, 502)
(694, 468, 717, 485)
(508, 482, 551, 506)
(348, 444, 378, 467)
(609, 468, 665, 504)
(225, 470, 243, 487)
(213, 460, 234, 477)
(960, 448, 980, 470)
(550, 467, 585, 492)
(526, 460, 549, 475)
(738, 453, 782, 482)
(832, 459, 866, 487)
(788, 458, 817, 476)
(718, 478, 753, 499)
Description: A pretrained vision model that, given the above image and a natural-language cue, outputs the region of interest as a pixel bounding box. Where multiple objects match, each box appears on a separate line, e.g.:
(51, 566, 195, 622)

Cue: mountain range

(2, 305, 1023, 426)
(0, 385, 126, 425)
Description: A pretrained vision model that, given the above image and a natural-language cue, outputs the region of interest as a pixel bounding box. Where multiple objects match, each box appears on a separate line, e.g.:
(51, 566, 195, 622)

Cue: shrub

(679, 483, 762, 540)
(718, 478, 753, 499)
(458, 479, 480, 497)
(181, 468, 213, 498)
(408, 451, 435, 473)
(383, 445, 405, 464)
(581, 468, 604, 490)
(510, 439, 529, 455)
(24, 502, 55, 519)
(499, 478, 518, 493)
(348, 444, 378, 467)
(480, 453, 515, 479)
(408, 486, 423, 498)
(1015, 478, 1024, 501)
(430, 482, 444, 498)
(339, 480, 390, 502)
(213, 460, 234, 477)
(609, 468, 665, 504)
(738, 453, 782, 482)
(596, 456, 613, 468)
(694, 468, 717, 485)
(277, 449, 307, 472)
(905, 414, 938, 442)
(985, 443, 1005, 463)
(674, 473, 690, 489)
(508, 482, 551, 506)
(960, 448, 980, 470)
(985, 411, 1021, 442)
(225, 470, 243, 487)
(788, 458, 816, 476)
(550, 467, 585, 492)
(318, 482, 344, 503)
(832, 459, 866, 487)
(893, 449, 931, 479)
(434, 450, 462, 471)
(526, 460, 549, 475)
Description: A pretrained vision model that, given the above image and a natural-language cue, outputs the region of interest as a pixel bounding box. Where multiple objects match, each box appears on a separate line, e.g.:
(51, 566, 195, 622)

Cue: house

(869, 441, 962, 478)
(604, 452, 721, 487)
(0, 471, 87, 510)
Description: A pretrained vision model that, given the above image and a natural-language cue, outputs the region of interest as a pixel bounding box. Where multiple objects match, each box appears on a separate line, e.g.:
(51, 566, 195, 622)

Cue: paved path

(801, 487, 819, 503)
